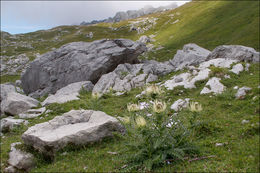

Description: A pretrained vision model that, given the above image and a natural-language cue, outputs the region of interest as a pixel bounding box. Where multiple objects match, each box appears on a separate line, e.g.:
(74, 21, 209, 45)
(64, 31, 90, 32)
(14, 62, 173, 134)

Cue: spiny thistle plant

(152, 100, 167, 113)
(127, 103, 140, 112)
(120, 99, 198, 171)
(145, 84, 164, 97)
(189, 102, 203, 112)
(188, 101, 203, 128)
(92, 92, 102, 100)
(135, 116, 146, 127)
(90, 92, 102, 110)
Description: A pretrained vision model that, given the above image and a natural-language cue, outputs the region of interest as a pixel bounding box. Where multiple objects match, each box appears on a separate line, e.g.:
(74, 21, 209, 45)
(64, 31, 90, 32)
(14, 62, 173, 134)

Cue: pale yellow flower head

(189, 102, 203, 112)
(135, 116, 146, 127)
(92, 92, 102, 100)
(152, 100, 167, 113)
(127, 103, 140, 112)
(145, 84, 163, 96)
(121, 116, 130, 124)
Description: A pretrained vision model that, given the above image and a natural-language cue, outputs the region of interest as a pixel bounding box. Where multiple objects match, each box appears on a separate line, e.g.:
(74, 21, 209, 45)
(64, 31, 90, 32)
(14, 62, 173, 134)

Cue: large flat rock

(1, 92, 39, 116)
(22, 110, 124, 155)
(42, 81, 94, 106)
(21, 39, 146, 97)
(207, 45, 259, 62)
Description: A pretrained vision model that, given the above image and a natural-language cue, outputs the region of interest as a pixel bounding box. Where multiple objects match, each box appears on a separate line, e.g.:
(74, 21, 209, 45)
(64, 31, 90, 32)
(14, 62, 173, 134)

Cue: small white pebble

(250, 73, 253, 75)
(146, 113, 152, 117)
(242, 120, 250, 124)
(215, 143, 224, 147)
(253, 96, 257, 100)
(224, 75, 230, 79)
(233, 86, 238, 90)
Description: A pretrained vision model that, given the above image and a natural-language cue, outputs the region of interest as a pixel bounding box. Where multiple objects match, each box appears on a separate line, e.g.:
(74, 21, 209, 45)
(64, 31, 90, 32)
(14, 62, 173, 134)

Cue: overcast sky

(1, 1, 189, 34)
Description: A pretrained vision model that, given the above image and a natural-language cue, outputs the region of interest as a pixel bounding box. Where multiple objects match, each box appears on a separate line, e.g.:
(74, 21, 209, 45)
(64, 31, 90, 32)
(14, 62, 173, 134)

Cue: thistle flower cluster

(92, 92, 102, 100)
(152, 100, 167, 113)
(189, 101, 203, 112)
(127, 103, 140, 112)
(135, 116, 146, 127)
(145, 84, 163, 96)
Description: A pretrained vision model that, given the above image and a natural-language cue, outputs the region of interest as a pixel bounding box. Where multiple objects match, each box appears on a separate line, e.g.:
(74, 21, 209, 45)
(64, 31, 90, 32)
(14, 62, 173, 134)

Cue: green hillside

(0, 1, 259, 172)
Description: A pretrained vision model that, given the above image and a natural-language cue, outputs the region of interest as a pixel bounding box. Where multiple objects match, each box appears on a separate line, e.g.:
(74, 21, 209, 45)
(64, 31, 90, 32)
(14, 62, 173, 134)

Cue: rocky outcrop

(22, 110, 124, 155)
(169, 43, 211, 71)
(21, 39, 146, 97)
(200, 77, 225, 94)
(230, 63, 244, 75)
(42, 81, 94, 106)
(170, 98, 190, 111)
(1, 92, 39, 116)
(0, 117, 28, 132)
(6, 142, 35, 172)
(235, 86, 252, 99)
(93, 61, 174, 94)
(0, 83, 16, 102)
(207, 45, 259, 63)
(163, 68, 211, 90)
(18, 107, 46, 119)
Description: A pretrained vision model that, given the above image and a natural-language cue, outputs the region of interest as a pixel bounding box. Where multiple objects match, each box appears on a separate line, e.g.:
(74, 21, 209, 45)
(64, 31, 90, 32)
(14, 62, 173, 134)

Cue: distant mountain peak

(80, 3, 178, 25)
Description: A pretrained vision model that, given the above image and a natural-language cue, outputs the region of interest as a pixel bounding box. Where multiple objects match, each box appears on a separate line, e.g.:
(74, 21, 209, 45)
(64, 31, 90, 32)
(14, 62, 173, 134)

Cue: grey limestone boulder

(200, 77, 225, 94)
(22, 110, 124, 155)
(93, 60, 173, 94)
(7, 142, 35, 172)
(235, 86, 252, 99)
(170, 98, 190, 112)
(42, 81, 94, 106)
(207, 45, 259, 63)
(0, 83, 16, 102)
(21, 39, 146, 97)
(1, 92, 39, 116)
(230, 63, 244, 75)
(169, 43, 211, 70)
(0, 117, 28, 132)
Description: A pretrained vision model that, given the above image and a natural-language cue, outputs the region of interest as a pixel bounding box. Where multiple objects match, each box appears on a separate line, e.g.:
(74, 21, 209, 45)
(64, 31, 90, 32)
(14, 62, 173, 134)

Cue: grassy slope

(1, 64, 259, 172)
(0, 1, 259, 172)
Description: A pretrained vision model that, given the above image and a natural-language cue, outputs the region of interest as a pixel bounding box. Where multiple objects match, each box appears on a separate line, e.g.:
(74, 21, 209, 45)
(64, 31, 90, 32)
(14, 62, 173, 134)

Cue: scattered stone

(107, 151, 118, 155)
(4, 166, 17, 173)
(0, 83, 16, 101)
(207, 45, 259, 63)
(163, 68, 210, 90)
(224, 74, 230, 79)
(230, 63, 244, 74)
(18, 107, 46, 119)
(200, 77, 225, 94)
(245, 63, 250, 71)
(42, 81, 94, 106)
(170, 98, 190, 111)
(235, 86, 252, 99)
(138, 35, 150, 44)
(0, 117, 28, 132)
(199, 58, 238, 69)
(169, 43, 211, 70)
(1, 92, 39, 116)
(215, 143, 224, 147)
(139, 102, 150, 110)
(22, 110, 124, 155)
(8, 142, 35, 171)
(21, 39, 146, 97)
(233, 86, 239, 90)
(241, 120, 249, 124)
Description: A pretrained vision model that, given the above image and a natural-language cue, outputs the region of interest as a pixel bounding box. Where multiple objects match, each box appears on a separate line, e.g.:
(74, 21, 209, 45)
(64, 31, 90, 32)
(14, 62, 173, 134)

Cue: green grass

(1, 63, 259, 172)
(0, 75, 20, 84)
